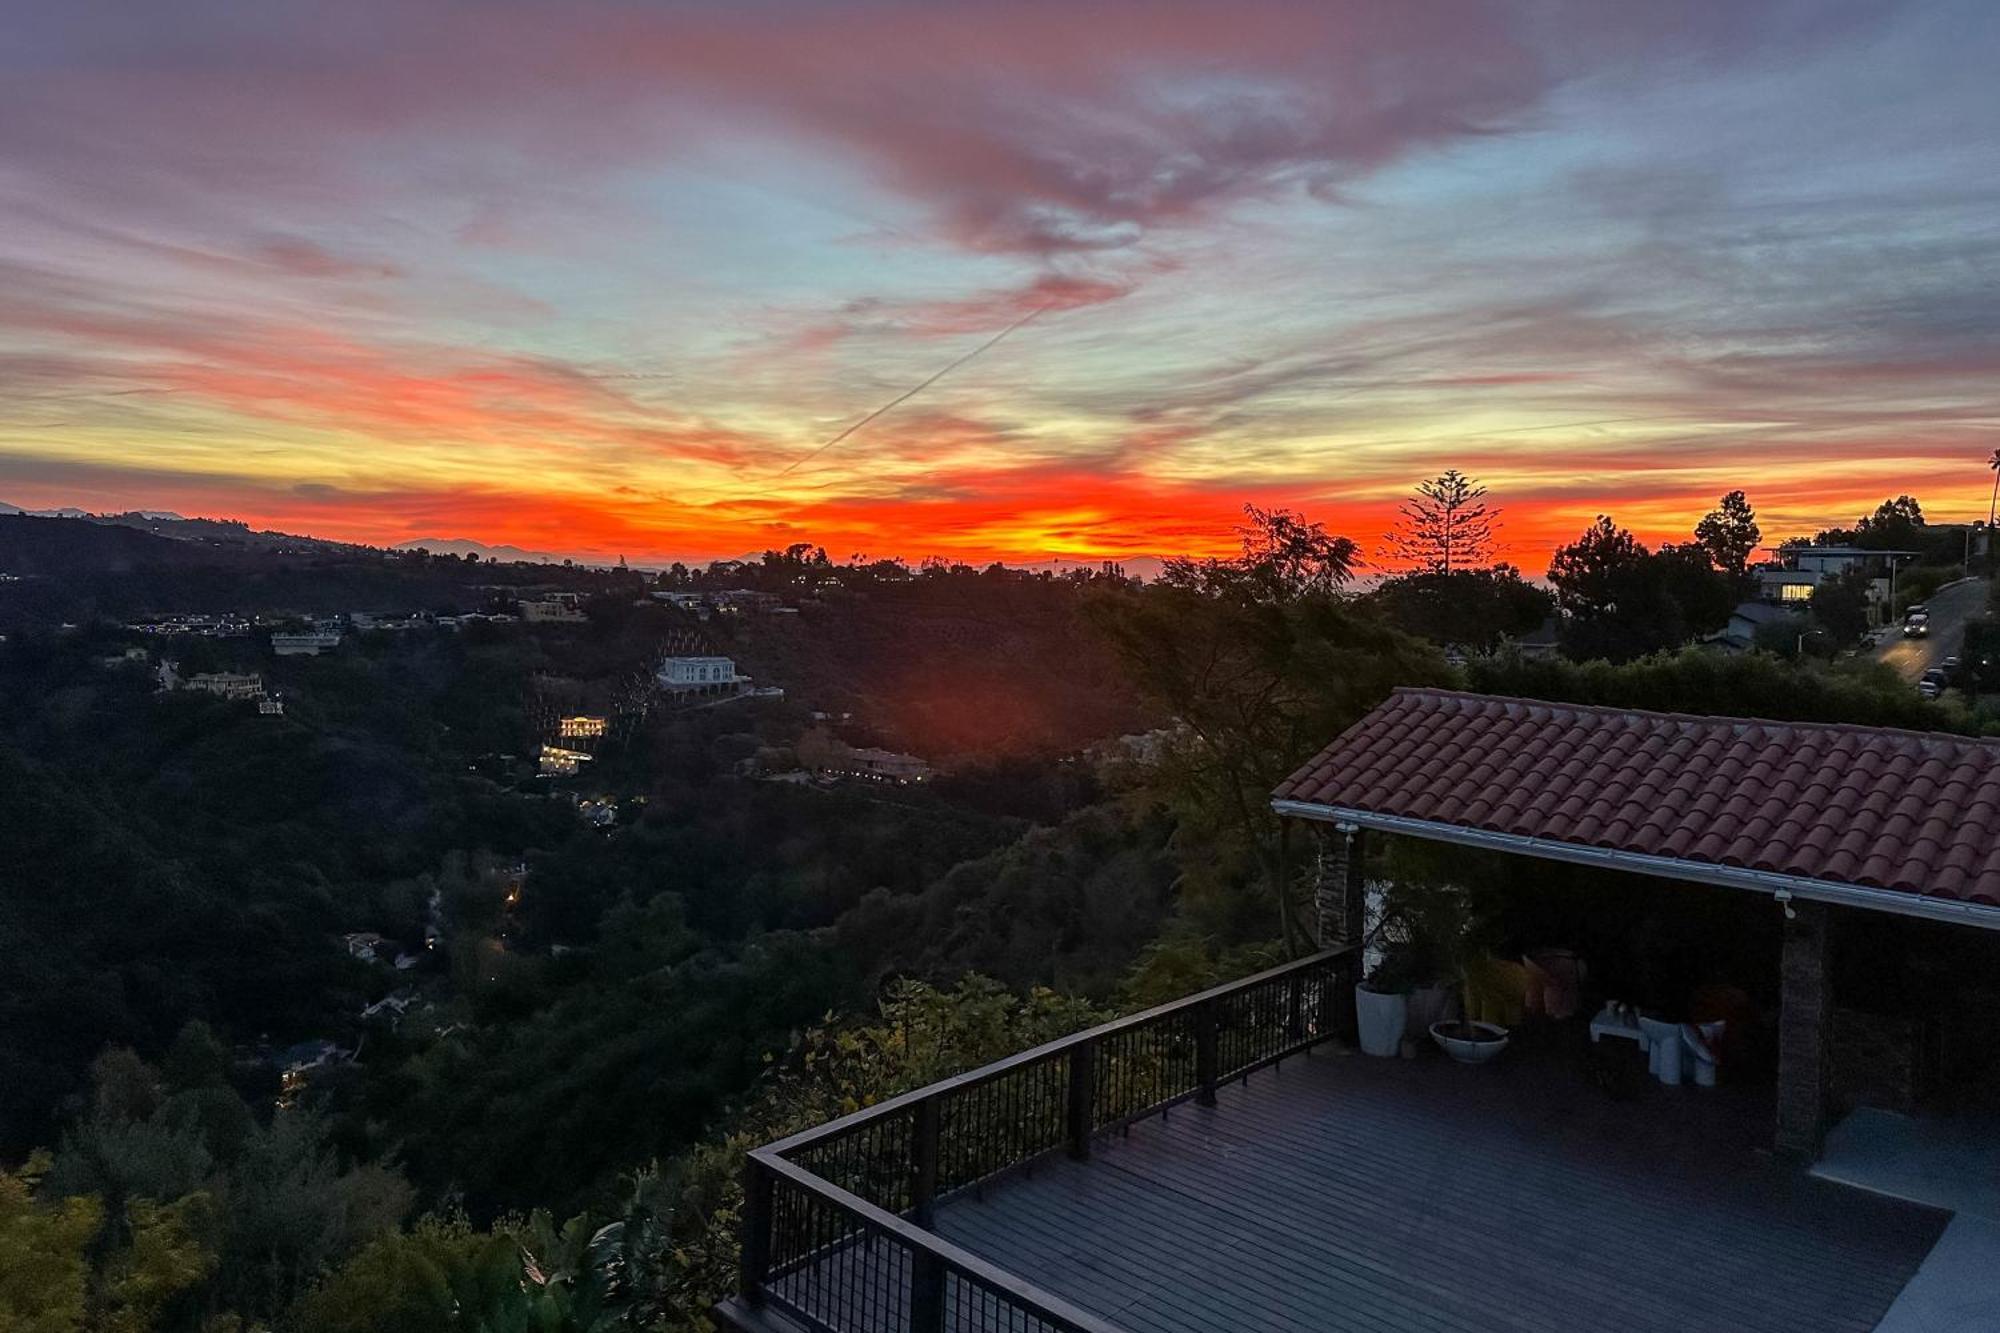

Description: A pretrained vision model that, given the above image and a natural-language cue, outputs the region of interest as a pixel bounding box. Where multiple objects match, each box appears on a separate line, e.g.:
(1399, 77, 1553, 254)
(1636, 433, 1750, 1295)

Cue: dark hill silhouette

(0, 513, 229, 575)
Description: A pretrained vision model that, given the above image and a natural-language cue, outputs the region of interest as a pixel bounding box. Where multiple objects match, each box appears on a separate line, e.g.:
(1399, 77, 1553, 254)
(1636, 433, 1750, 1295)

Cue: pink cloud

(3, 2, 1554, 257)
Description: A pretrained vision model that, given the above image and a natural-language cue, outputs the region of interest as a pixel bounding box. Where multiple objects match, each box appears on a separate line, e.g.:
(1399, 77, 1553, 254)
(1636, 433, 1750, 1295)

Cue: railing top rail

(762, 945, 1357, 1158)
(755, 1150, 1128, 1333)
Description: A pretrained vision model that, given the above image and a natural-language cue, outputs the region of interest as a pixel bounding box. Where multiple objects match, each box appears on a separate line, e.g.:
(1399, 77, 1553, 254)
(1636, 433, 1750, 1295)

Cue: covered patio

(1274, 687, 2000, 1162)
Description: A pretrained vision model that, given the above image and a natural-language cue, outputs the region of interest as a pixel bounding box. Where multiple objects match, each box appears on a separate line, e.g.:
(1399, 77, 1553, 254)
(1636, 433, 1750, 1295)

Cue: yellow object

(1462, 956, 1528, 1027)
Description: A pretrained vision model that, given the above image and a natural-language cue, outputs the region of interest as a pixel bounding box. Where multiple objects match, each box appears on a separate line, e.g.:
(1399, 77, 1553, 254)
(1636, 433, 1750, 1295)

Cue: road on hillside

(1873, 576, 1989, 682)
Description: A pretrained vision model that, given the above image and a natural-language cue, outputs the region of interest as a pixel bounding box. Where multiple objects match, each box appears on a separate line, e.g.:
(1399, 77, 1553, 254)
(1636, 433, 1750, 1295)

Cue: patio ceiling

(1274, 688, 2000, 930)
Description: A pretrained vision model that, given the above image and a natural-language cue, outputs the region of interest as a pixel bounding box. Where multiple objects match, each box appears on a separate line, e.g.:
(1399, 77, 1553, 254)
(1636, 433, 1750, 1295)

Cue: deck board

(932, 1039, 1947, 1333)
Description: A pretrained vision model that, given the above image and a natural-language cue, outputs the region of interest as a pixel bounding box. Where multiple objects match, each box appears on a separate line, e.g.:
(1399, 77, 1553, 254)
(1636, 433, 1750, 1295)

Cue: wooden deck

(929, 1036, 1947, 1333)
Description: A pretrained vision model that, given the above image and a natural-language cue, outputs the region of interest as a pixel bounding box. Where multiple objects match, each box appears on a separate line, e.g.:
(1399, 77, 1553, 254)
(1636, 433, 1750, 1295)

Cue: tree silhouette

(1162, 504, 1359, 602)
(1385, 470, 1496, 574)
(1694, 490, 1761, 591)
(1855, 495, 1925, 550)
(1548, 517, 1731, 662)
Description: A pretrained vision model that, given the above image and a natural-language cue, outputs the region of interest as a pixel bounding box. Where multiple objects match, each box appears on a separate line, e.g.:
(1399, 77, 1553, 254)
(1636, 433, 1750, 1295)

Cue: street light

(1989, 449, 2000, 529)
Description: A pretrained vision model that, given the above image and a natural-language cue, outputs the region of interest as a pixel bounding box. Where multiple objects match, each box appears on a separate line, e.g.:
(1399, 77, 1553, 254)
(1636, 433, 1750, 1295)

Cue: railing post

(1066, 1040, 1095, 1161)
(739, 1154, 773, 1306)
(909, 1247, 946, 1333)
(1333, 950, 1360, 1043)
(1194, 999, 1218, 1107)
(911, 1097, 940, 1228)
(1314, 957, 1337, 1040)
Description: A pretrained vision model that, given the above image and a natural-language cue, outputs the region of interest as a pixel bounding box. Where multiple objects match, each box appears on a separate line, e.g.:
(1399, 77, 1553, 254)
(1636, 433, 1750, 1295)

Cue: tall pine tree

(1385, 470, 1497, 573)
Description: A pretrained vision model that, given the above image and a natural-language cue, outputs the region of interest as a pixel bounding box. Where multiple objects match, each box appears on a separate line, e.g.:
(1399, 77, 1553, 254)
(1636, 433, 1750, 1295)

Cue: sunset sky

(2, 0, 1996, 570)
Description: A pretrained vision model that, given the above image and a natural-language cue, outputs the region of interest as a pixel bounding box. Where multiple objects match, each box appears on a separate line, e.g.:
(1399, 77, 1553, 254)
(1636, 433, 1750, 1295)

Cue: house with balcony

(183, 671, 266, 700)
(1755, 545, 1916, 615)
(658, 654, 747, 695)
(721, 688, 2000, 1333)
(522, 594, 587, 623)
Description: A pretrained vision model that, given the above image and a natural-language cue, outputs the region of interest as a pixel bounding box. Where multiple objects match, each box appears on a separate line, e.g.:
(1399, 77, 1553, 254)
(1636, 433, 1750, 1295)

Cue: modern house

(558, 714, 609, 740)
(713, 588, 783, 615)
(720, 688, 2000, 1333)
(538, 744, 592, 776)
(1755, 545, 1916, 612)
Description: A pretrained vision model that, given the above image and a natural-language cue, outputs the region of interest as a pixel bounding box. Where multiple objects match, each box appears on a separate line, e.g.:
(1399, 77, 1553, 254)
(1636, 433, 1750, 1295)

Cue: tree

(1810, 568, 1873, 647)
(1547, 517, 1647, 620)
(1089, 575, 1445, 953)
(1547, 519, 1731, 663)
(1364, 565, 1553, 649)
(4, 1152, 216, 1333)
(1694, 491, 1761, 591)
(1384, 470, 1497, 574)
(1161, 505, 1359, 602)
(160, 1020, 229, 1095)
(1854, 495, 1925, 550)
(0, 1160, 97, 1333)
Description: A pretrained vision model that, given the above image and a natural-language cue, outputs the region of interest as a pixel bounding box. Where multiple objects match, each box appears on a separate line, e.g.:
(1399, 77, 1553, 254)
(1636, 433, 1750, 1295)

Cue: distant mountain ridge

(393, 536, 574, 565)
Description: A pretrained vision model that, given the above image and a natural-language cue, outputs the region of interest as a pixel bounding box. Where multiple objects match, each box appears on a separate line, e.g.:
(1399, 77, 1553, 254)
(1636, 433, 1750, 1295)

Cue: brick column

(1776, 899, 1834, 1160)
(1314, 823, 1367, 951)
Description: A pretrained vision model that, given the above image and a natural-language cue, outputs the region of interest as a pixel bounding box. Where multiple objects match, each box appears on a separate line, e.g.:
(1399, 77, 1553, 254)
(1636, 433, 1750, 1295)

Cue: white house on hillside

(657, 655, 745, 694)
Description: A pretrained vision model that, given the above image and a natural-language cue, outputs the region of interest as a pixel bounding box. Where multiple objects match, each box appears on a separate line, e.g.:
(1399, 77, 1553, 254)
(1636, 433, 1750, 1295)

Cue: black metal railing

(733, 947, 1359, 1333)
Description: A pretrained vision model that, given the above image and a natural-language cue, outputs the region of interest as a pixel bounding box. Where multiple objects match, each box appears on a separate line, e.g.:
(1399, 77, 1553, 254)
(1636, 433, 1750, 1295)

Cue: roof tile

(1277, 688, 2000, 906)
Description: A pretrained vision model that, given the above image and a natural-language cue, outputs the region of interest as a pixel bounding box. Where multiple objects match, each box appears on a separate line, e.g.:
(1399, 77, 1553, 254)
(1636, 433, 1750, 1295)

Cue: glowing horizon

(2, 1, 1996, 573)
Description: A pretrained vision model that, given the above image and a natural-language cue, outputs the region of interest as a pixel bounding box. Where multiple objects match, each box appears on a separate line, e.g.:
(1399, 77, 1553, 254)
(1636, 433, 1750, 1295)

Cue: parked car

(1919, 680, 1942, 700)
(1943, 655, 1962, 672)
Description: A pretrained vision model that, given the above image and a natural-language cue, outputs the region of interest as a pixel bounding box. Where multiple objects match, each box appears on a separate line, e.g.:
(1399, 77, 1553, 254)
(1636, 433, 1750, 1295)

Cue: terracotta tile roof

(1274, 688, 2000, 906)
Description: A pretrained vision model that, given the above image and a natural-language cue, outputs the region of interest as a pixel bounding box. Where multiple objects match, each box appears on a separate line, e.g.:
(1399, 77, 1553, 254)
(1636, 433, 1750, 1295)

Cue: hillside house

(1710, 600, 1808, 653)
(522, 595, 587, 623)
(538, 744, 592, 776)
(658, 654, 745, 694)
(185, 671, 265, 700)
(271, 629, 342, 656)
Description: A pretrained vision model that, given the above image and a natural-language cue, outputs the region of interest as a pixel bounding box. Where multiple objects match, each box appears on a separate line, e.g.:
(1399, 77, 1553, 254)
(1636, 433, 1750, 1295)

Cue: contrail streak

(776, 305, 1049, 478)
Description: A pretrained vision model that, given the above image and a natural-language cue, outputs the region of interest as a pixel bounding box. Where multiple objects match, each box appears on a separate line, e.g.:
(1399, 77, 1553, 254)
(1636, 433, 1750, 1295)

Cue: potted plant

(1355, 946, 1416, 1058)
(1430, 1017, 1510, 1064)
(1378, 873, 1512, 1064)
(1374, 878, 1465, 1040)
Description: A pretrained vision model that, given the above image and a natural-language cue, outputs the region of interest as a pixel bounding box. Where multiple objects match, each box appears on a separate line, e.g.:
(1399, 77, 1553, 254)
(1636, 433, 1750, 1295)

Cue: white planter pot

(1430, 1020, 1510, 1065)
(1355, 985, 1409, 1058)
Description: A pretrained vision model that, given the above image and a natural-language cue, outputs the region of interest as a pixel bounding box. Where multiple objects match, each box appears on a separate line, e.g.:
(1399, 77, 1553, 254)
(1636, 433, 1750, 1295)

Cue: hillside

(0, 512, 235, 574)
(723, 573, 1156, 761)
(0, 515, 630, 625)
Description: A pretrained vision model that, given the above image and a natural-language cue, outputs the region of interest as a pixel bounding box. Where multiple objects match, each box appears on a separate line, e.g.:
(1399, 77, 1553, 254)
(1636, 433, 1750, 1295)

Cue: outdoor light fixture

(1773, 887, 1798, 921)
